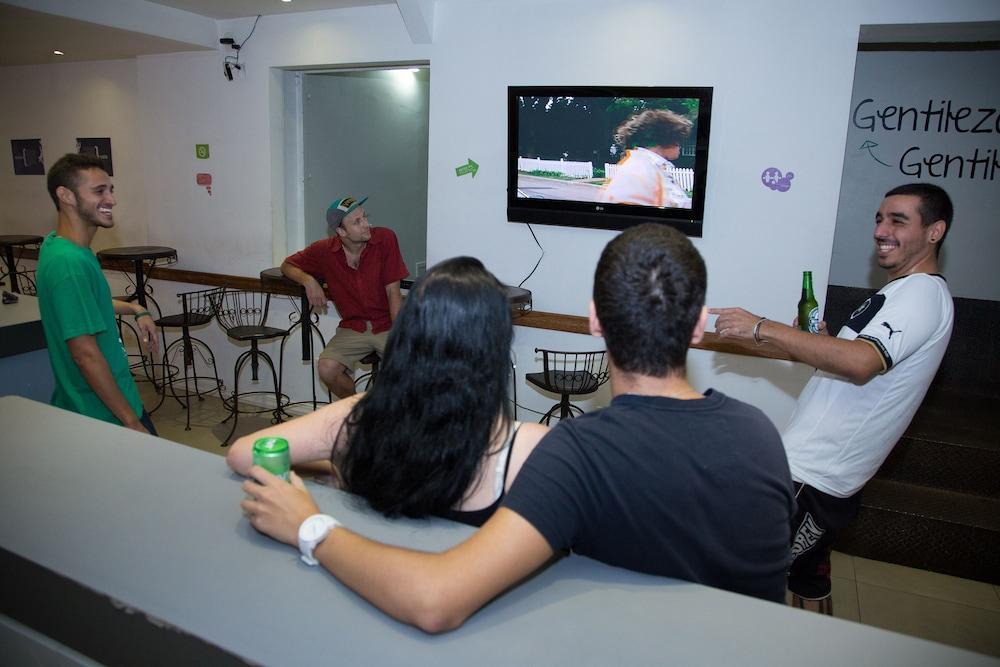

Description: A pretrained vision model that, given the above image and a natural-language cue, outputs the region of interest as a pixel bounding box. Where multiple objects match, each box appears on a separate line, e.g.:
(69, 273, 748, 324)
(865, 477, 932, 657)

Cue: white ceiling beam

(2, 0, 219, 50)
(396, 0, 434, 44)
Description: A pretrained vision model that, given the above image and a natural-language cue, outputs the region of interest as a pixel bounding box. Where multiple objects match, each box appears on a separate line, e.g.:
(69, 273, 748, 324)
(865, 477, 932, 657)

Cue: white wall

(0, 59, 146, 251)
(4, 0, 1000, 425)
(423, 0, 1000, 424)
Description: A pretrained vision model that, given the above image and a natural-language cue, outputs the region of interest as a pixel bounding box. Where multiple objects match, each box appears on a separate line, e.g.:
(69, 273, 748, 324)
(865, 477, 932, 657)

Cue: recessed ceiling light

(53, 50, 64, 56)
(281, 0, 292, 3)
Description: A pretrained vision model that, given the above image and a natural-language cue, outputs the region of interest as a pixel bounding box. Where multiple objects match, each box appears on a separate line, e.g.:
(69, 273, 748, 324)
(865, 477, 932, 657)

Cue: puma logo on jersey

(881, 321, 902, 339)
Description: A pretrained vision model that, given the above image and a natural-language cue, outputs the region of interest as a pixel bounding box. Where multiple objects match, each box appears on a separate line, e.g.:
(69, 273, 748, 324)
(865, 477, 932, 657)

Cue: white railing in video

(604, 163, 694, 192)
(518, 157, 593, 179)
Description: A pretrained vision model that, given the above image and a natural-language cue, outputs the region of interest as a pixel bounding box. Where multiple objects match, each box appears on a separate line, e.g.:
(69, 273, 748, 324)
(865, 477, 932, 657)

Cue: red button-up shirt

(284, 227, 409, 334)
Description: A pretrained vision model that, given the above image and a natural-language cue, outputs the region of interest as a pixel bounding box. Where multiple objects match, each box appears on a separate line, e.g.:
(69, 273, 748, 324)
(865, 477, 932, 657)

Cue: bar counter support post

(132, 258, 148, 309)
(4, 246, 19, 294)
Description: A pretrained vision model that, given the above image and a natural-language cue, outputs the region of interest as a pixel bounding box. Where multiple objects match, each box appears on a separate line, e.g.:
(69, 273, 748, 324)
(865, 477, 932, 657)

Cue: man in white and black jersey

(711, 183, 955, 614)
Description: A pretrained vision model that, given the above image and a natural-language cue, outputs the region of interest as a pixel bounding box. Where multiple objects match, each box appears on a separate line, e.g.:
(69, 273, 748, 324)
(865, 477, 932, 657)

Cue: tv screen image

(508, 86, 712, 236)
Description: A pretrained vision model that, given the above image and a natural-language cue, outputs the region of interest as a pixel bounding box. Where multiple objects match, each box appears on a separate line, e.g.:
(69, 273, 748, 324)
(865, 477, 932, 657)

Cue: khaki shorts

(318, 325, 388, 372)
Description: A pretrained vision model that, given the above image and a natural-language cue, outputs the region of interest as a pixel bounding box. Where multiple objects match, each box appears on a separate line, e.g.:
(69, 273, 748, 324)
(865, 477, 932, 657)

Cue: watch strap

(298, 513, 340, 566)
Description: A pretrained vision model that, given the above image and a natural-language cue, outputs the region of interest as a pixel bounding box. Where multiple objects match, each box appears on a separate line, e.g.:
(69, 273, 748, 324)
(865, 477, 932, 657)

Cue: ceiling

(1, 3, 998, 68)
(0, 1, 391, 66)
(860, 21, 1000, 44)
(145, 1, 390, 20)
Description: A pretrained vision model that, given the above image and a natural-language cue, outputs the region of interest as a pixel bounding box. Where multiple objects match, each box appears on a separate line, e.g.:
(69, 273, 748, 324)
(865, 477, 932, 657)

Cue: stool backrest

(179, 286, 225, 318)
(215, 289, 273, 332)
(535, 349, 610, 395)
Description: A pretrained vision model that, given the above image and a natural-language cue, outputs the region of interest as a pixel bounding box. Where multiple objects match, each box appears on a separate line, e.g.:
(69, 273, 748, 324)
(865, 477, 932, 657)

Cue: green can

(252, 437, 290, 481)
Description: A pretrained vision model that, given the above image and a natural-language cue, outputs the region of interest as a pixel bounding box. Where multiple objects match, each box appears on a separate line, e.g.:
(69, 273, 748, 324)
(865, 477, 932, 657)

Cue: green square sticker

(196, 144, 210, 159)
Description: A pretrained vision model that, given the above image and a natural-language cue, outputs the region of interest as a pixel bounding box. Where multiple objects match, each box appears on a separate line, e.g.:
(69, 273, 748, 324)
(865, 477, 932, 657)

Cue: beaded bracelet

(133, 310, 152, 320)
(752, 317, 767, 345)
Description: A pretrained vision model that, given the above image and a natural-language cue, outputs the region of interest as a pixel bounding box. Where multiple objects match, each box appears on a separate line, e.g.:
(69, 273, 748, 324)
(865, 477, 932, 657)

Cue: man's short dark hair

(885, 182, 953, 253)
(593, 223, 706, 377)
(46, 153, 104, 211)
(46, 153, 107, 211)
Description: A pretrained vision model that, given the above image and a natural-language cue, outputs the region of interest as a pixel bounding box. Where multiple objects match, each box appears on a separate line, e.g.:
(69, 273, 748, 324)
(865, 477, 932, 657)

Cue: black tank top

(440, 424, 522, 527)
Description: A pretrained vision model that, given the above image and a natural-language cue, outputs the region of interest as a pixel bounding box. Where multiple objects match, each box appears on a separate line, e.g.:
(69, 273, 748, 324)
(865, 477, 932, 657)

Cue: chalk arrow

(859, 140, 891, 167)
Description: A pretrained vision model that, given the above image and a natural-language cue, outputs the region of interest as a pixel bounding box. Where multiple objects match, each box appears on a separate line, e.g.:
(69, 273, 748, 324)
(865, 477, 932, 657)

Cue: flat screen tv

(508, 85, 713, 236)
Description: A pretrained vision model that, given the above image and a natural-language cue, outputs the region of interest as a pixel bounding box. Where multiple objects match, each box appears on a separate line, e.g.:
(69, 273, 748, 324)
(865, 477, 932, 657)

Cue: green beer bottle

(798, 271, 820, 334)
(252, 437, 291, 481)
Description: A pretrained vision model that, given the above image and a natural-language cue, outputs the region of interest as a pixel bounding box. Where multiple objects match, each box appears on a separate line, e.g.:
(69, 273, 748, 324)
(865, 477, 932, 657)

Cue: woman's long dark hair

(338, 256, 513, 518)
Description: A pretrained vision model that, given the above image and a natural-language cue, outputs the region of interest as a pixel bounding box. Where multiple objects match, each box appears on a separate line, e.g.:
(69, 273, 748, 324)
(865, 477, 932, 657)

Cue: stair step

(874, 386, 1000, 495)
(878, 435, 1000, 496)
(906, 388, 1000, 453)
(834, 479, 1000, 585)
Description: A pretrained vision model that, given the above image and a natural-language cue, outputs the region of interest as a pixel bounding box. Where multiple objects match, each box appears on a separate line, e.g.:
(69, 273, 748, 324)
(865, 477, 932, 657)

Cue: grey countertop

(1, 395, 995, 666)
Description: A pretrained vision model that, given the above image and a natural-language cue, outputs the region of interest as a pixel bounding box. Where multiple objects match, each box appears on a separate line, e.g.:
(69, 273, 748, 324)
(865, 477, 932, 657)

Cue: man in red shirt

(281, 195, 408, 398)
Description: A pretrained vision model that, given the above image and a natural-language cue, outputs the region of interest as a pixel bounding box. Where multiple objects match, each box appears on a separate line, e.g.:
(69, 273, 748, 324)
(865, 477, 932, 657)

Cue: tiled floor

(139, 382, 1000, 659)
(827, 551, 1000, 658)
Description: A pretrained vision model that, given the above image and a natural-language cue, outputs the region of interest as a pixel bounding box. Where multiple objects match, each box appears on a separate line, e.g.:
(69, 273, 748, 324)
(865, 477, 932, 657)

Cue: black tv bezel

(507, 85, 713, 237)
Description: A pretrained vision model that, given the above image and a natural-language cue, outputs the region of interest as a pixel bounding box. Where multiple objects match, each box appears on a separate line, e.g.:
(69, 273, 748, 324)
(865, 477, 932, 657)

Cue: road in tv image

(515, 95, 699, 209)
(517, 162, 694, 208)
(517, 176, 603, 202)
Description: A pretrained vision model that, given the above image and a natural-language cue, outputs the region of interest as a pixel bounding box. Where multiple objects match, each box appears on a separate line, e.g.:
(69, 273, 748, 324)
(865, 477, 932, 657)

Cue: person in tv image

(229, 257, 549, 526)
(35, 153, 159, 435)
(280, 195, 409, 399)
(601, 109, 694, 209)
(710, 183, 955, 615)
(237, 223, 794, 633)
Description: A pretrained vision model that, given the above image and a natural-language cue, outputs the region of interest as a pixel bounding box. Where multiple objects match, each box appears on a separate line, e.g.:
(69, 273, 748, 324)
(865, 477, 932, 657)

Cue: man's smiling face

(873, 194, 939, 279)
(70, 168, 116, 229)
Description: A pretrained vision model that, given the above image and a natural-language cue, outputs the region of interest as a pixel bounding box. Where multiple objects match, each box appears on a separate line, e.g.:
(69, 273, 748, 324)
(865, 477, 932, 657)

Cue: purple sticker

(762, 167, 794, 192)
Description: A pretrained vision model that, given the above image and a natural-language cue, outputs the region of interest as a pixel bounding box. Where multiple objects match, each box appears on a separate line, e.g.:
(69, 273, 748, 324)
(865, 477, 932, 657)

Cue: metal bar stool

(525, 349, 610, 425)
(150, 286, 226, 430)
(259, 267, 332, 414)
(354, 351, 381, 392)
(215, 289, 291, 446)
(0, 235, 42, 294)
(112, 292, 162, 392)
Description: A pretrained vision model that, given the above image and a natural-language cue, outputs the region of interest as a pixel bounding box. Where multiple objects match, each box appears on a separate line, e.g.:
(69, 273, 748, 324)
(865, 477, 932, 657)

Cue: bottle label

(807, 307, 820, 334)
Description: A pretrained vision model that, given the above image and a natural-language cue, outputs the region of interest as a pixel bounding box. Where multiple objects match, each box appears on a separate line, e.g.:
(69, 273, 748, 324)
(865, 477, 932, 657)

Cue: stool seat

(226, 325, 288, 342)
(359, 351, 381, 366)
(156, 312, 213, 328)
(526, 369, 601, 395)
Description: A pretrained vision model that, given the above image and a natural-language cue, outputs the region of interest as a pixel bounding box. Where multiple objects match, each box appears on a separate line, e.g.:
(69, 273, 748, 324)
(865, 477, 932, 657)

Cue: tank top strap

(492, 421, 522, 496)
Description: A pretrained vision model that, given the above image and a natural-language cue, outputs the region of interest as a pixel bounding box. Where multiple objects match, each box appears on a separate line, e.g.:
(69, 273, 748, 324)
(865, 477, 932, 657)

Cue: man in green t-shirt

(36, 153, 159, 434)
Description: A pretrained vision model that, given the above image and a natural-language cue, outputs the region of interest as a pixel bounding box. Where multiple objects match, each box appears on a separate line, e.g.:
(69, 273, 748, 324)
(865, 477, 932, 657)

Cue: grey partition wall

(302, 68, 429, 278)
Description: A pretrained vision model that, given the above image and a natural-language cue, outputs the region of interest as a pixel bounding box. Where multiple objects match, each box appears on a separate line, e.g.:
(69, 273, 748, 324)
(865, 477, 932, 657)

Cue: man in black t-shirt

(242, 223, 794, 632)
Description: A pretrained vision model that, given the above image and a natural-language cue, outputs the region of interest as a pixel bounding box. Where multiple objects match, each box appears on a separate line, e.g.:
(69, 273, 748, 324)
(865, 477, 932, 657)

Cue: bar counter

(0, 396, 994, 666)
(0, 294, 54, 401)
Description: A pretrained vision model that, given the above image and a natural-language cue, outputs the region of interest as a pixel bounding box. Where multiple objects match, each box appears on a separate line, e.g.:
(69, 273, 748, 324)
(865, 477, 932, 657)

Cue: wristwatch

(298, 513, 340, 565)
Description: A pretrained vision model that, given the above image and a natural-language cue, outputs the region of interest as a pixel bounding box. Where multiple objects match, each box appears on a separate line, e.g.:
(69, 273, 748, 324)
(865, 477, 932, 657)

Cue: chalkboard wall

(830, 49, 1000, 301)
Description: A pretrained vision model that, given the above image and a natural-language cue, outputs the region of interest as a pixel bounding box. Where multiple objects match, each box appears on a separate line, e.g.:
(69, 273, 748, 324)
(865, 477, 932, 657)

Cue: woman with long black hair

(227, 257, 548, 526)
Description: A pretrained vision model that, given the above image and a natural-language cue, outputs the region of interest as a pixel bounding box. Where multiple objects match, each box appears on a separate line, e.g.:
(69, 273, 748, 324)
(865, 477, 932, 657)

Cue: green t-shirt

(35, 232, 143, 424)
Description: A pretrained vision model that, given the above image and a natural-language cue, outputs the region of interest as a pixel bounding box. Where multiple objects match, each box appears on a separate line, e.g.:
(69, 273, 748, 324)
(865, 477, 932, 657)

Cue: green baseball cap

(326, 195, 368, 230)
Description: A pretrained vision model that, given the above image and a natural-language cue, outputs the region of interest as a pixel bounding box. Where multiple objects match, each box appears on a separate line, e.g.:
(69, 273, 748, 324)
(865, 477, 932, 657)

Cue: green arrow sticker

(455, 158, 479, 178)
(196, 144, 210, 160)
